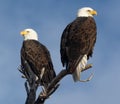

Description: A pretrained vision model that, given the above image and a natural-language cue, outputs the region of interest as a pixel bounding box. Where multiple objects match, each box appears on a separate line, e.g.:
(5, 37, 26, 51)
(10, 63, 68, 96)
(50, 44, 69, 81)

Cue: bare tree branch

(35, 64, 92, 104)
(18, 57, 92, 104)
(19, 56, 39, 104)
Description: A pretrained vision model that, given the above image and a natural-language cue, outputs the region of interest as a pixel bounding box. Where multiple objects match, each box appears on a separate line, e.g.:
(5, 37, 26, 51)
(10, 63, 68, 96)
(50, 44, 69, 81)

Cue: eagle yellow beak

(20, 30, 28, 36)
(89, 10, 97, 15)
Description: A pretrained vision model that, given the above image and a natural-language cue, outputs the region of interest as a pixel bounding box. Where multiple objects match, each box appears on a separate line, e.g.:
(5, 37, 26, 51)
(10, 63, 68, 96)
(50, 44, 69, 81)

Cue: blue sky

(0, 0, 120, 104)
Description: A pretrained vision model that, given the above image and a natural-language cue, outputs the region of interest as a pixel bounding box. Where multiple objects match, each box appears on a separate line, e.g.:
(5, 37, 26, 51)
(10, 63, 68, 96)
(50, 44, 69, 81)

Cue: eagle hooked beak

(89, 10, 97, 16)
(20, 30, 29, 36)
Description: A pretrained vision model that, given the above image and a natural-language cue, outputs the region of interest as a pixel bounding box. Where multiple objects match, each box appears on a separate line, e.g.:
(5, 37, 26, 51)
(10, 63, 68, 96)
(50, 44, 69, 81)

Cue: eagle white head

(20, 28, 38, 41)
(77, 7, 97, 17)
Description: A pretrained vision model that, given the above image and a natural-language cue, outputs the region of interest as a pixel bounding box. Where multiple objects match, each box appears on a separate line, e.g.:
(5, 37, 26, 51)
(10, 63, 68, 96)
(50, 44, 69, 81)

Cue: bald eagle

(20, 28, 56, 88)
(60, 7, 97, 82)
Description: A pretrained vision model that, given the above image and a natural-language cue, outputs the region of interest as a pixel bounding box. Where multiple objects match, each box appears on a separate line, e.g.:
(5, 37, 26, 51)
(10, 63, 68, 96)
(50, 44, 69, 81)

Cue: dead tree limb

(18, 57, 92, 104)
(19, 56, 39, 104)
(35, 64, 92, 104)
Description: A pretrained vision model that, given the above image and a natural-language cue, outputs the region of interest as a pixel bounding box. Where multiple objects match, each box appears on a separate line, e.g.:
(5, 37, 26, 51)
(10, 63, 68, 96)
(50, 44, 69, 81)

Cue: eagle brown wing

(21, 40, 56, 86)
(60, 17, 96, 72)
(60, 23, 71, 67)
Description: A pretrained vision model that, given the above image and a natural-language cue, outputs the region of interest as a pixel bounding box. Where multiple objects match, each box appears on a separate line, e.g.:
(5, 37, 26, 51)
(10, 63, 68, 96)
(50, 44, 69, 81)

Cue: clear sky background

(0, 0, 120, 104)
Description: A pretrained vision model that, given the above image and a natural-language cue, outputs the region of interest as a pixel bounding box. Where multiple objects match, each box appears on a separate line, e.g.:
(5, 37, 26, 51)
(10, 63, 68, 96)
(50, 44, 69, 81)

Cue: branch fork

(18, 59, 92, 104)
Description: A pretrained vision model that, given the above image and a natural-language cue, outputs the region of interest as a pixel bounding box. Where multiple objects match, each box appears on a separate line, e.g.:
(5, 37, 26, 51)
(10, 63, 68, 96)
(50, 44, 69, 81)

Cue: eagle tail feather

(72, 55, 87, 82)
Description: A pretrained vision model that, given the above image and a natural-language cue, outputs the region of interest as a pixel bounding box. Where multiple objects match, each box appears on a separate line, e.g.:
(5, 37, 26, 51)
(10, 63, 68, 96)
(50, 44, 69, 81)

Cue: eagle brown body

(60, 14, 97, 81)
(61, 17, 96, 69)
(21, 40, 56, 87)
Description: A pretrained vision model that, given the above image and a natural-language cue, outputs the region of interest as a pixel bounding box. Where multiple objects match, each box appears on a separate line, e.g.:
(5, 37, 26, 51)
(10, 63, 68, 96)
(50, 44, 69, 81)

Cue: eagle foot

(79, 73, 94, 82)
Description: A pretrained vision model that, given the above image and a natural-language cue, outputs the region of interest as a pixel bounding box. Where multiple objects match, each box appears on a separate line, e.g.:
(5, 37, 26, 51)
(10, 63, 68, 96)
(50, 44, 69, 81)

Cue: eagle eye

(26, 31, 30, 33)
(87, 10, 91, 12)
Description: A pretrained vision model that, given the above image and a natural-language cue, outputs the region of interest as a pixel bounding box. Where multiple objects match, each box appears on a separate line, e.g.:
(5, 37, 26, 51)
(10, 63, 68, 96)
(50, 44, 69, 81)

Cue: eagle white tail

(72, 55, 87, 82)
